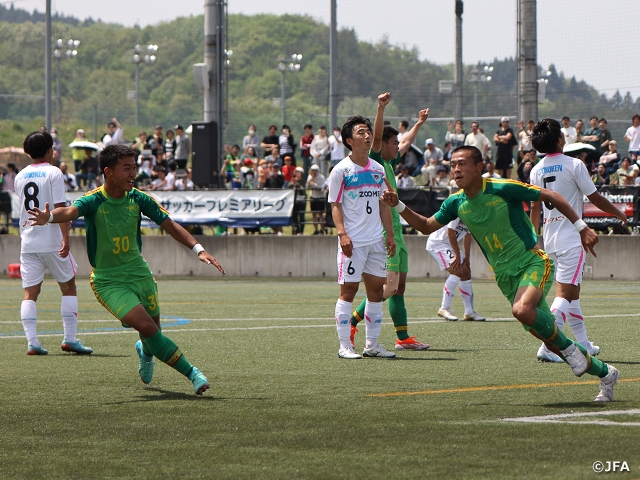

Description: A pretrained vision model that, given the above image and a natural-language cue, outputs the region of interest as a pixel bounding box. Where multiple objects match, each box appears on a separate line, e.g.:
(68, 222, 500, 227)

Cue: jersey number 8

(23, 182, 39, 212)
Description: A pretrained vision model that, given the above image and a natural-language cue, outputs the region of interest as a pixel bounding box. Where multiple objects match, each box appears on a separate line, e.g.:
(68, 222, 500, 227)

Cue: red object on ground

(8, 263, 21, 279)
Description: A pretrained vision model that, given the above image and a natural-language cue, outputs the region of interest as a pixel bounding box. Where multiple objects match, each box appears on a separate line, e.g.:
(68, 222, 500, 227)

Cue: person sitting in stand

(591, 164, 609, 187)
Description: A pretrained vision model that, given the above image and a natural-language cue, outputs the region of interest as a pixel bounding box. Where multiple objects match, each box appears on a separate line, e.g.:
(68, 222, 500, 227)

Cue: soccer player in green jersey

(380, 146, 619, 402)
(350, 92, 431, 350)
(28, 145, 226, 396)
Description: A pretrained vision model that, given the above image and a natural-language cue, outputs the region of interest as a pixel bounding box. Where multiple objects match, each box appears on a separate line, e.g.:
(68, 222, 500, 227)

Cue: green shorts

(495, 249, 555, 306)
(385, 228, 408, 273)
(90, 258, 160, 321)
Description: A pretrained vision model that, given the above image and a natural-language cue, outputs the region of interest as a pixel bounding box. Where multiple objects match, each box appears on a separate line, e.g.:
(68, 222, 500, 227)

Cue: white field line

(502, 409, 640, 427)
(0, 312, 638, 339)
(0, 312, 638, 325)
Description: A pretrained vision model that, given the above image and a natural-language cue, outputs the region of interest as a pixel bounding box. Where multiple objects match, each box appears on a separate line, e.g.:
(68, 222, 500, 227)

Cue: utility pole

(454, 0, 463, 122)
(329, 0, 338, 130)
(519, 0, 537, 122)
(45, 0, 52, 131)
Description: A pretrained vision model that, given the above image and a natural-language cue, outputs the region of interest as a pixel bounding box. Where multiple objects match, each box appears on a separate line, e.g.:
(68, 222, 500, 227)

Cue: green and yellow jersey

(433, 178, 541, 274)
(73, 186, 169, 270)
(369, 149, 404, 240)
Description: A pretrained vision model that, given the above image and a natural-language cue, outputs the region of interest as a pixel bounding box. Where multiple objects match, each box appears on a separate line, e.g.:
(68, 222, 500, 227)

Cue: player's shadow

(104, 388, 222, 404)
(539, 401, 624, 409)
(427, 348, 475, 353)
(390, 357, 458, 361)
(59, 353, 130, 358)
(598, 360, 640, 365)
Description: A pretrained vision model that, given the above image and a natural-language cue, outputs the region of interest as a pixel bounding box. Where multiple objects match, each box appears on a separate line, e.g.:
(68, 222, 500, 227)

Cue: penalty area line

(367, 378, 640, 397)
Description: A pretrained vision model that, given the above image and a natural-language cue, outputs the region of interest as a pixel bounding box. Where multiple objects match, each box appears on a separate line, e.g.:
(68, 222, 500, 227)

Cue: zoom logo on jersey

(359, 190, 381, 198)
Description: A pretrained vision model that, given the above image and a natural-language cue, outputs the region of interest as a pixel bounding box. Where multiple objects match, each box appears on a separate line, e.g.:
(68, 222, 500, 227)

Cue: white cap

(310, 164, 319, 171)
(425, 138, 434, 145)
(501, 116, 510, 122)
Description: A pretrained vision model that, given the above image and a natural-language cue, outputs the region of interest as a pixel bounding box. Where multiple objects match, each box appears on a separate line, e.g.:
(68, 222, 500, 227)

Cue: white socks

(441, 275, 460, 310)
(567, 299, 590, 348)
(364, 300, 383, 348)
(550, 297, 570, 330)
(61, 296, 78, 343)
(459, 280, 474, 315)
(335, 299, 352, 348)
(21, 300, 38, 347)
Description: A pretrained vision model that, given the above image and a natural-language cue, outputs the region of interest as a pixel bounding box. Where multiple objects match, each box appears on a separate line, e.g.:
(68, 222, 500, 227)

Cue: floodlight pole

(454, 0, 463, 122)
(329, 0, 338, 130)
(45, 0, 52, 131)
(519, 0, 538, 122)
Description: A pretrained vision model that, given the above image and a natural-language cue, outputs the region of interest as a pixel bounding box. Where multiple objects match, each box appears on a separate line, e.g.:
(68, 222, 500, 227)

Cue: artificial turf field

(1, 276, 640, 479)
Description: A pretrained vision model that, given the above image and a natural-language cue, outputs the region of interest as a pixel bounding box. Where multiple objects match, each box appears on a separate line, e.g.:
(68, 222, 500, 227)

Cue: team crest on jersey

(372, 174, 381, 182)
(347, 191, 358, 200)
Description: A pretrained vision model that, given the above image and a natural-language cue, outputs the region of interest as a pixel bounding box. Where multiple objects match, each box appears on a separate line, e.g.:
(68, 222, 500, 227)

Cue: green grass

(1, 277, 640, 479)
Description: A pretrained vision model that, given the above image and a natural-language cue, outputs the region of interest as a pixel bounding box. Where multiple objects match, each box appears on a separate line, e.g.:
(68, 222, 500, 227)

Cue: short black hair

(168, 161, 177, 172)
(453, 145, 483, 165)
(562, 116, 570, 122)
(341, 115, 372, 152)
(304, 124, 312, 130)
(382, 125, 399, 143)
(269, 124, 277, 130)
(590, 116, 598, 122)
(99, 144, 137, 172)
(383, 120, 391, 126)
(599, 118, 608, 124)
(23, 131, 53, 160)
(399, 120, 409, 129)
(531, 118, 562, 154)
(232, 144, 240, 149)
(633, 114, 640, 122)
(282, 124, 290, 131)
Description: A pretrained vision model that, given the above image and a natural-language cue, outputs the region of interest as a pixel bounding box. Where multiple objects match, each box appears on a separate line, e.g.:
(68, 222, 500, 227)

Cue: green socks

(143, 329, 194, 377)
(350, 295, 409, 341)
(531, 307, 573, 350)
(388, 295, 409, 340)
(139, 333, 153, 359)
(532, 308, 609, 378)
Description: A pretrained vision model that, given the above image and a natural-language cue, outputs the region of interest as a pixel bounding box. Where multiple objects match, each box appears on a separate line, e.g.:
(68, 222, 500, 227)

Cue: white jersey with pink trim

(426, 218, 468, 252)
(327, 156, 386, 248)
(15, 163, 66, 254)
(529, 152, 596, 254)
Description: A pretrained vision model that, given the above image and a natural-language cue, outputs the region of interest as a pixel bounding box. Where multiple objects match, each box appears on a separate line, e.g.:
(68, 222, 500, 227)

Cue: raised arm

(372, 92, 391, 152)
(159, 217, 225, 273)
(399, 108, 430, 156)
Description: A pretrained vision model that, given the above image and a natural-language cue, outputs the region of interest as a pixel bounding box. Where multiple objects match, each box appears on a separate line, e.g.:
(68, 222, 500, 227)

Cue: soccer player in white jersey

(15, 131, 92, 355)
(426, 219, 485, 321)
(529, 119, 626, 362)
(328, 115, 396, 359)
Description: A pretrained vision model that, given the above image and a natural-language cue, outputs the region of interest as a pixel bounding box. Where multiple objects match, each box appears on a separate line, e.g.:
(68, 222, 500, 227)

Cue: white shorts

(427, 248, 465, 271)
(20, 251, 77, 288)
(548, 247, 585, 285)
(337, 241, 387, 284)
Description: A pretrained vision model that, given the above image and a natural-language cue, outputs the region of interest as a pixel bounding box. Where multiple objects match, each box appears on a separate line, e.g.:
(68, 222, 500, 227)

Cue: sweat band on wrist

(394, 201, 406, 214)
(192, 244, 205, 255)
(48, 212, 54, 224)
(573, 219, 588, 232)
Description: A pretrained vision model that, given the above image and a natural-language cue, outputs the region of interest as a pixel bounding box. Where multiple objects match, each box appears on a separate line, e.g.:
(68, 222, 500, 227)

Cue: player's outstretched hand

(418, 108, 430, 122)
(28, 202, 50, 226)
(580, 227, 599, 257)
(198, 251, 226, 274)
(617, 212, 628, 227)
(381, 177, 399, 206)
(378, 92, 391, 106)
(339, 233, 353, 258)
(386, 236, 396, 258)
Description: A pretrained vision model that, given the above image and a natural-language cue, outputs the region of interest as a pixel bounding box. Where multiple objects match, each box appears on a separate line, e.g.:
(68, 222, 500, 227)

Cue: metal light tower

(469, 64, 493, 118)
(45, 0, 52, 131)
(277, 54, 302, 126)
(454, 0, 463, 122)
(132, 44, 158, 126)
(54, 38, 79, 123)
(329, 0, 338, 131)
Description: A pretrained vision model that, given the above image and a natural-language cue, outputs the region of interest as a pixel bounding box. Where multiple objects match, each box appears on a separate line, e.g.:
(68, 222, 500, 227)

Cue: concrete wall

(0, 234, 638, 280)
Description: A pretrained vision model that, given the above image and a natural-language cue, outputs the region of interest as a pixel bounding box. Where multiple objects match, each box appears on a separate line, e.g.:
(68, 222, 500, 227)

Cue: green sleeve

(491, 180, 541, 203)
(72, 192, 99, 218)
(135, 190, 170, 225)
(433, 195, 460, 225)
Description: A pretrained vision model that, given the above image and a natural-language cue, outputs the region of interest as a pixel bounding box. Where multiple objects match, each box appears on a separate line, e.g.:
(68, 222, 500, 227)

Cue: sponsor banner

(584, 186, 638, 227)
(10, 189, 294, 228)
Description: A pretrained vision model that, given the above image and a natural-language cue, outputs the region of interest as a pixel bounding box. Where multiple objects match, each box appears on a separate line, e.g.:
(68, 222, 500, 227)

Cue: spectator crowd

(1, 113, 640, 235)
